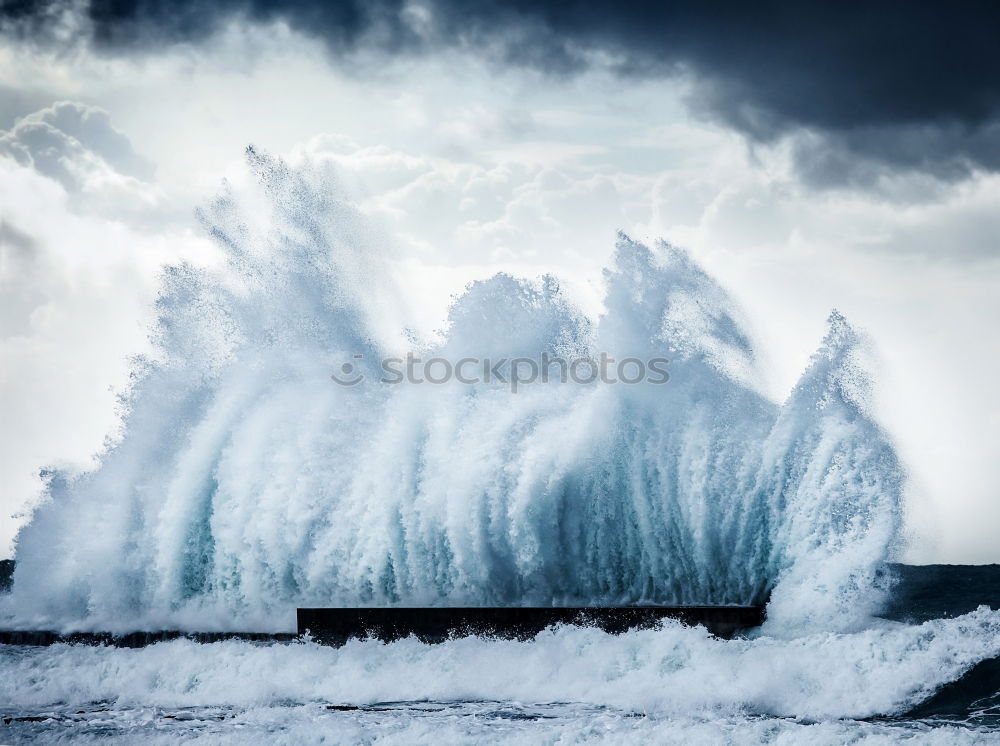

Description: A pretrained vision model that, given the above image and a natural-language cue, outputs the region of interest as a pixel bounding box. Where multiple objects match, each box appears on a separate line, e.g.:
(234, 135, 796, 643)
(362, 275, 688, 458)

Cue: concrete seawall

(298, 606, 766, 644)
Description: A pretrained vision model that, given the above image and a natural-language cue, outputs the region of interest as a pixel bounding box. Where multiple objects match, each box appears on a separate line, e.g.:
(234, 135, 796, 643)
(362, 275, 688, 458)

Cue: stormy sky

(2, 1, 999, 561)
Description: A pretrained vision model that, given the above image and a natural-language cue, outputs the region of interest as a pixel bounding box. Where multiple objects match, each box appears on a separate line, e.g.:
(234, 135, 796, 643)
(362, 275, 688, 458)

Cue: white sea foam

(1, 609, 999, 739)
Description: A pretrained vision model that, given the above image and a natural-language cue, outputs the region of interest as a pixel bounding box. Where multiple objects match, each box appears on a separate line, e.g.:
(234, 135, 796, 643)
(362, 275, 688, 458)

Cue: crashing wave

(3, 148, 902, 634)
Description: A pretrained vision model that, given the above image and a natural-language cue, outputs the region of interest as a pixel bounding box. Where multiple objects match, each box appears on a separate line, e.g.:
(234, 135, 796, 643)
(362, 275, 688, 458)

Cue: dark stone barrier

(298, 605, 766, 644)
(0, 630, 296, 647)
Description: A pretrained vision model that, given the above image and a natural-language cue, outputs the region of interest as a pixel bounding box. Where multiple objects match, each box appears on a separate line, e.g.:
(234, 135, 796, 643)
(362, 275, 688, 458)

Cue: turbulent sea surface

(1, 565, 999, 744)
(2, 150, 998, 743)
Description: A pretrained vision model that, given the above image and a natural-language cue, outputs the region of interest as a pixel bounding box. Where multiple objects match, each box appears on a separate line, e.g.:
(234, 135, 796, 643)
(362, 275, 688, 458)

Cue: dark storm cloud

(1, 0, 422, 49)
(4, 0, 1000, 184)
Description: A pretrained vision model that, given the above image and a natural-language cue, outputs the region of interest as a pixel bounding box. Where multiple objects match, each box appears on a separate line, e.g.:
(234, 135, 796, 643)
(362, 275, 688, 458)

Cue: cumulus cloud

(0, 101, 153, 191)
(290, 133, 637, 273)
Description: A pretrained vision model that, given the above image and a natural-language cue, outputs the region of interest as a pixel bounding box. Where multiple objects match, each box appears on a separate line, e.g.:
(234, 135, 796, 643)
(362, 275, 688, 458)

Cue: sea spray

(3, 148, 902, 634)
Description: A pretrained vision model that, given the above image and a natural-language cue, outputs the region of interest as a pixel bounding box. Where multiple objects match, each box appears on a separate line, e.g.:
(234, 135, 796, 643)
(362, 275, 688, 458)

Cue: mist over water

(1, 148, 904, 634)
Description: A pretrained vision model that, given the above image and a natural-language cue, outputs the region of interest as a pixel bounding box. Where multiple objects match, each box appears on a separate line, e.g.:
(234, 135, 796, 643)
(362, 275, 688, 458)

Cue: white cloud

(0, 101, 152, 188)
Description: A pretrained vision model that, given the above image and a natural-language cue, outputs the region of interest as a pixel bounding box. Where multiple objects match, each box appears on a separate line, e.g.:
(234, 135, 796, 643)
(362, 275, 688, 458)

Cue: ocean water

(2, 149, 998, 743)
(1, 573, 999, 744)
